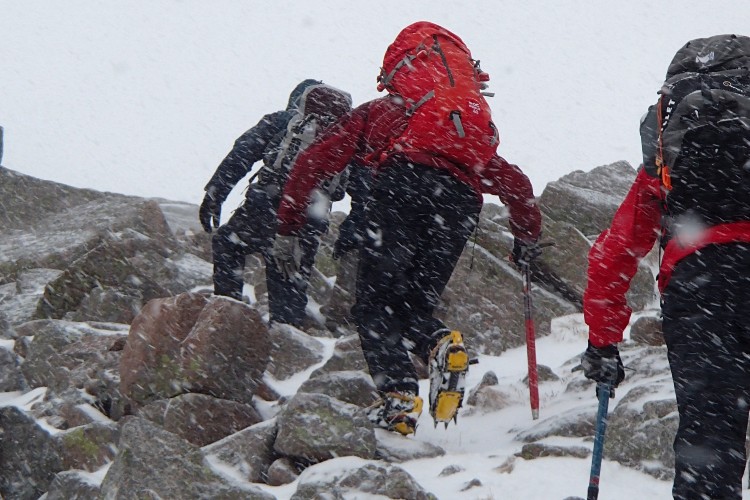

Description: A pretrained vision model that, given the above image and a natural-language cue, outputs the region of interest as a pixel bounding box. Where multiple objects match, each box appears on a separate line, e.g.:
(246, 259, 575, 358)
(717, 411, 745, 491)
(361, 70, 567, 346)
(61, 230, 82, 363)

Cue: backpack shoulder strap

(654, 94, 673, 190)
(640, 104, 660, 178)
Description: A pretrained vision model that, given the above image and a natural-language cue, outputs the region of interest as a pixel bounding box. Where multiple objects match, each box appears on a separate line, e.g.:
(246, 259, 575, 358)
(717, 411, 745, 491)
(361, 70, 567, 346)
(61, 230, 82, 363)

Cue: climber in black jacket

(199, 79, 352, 327)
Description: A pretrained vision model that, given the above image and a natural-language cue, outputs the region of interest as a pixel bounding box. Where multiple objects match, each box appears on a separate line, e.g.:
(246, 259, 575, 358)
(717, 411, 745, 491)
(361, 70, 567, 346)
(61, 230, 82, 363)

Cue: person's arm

(584, 168, 663, 347)
(481, 155, 542, 243)
(277, 105, 369, 235)
(205, 111, 288, 200)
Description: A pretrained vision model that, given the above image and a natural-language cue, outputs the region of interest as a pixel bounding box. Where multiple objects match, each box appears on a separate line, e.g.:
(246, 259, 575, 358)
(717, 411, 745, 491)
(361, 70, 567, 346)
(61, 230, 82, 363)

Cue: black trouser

(662, 243, 750, 500)
(212, 186, 325, 326)
(352, 162, 481, 395)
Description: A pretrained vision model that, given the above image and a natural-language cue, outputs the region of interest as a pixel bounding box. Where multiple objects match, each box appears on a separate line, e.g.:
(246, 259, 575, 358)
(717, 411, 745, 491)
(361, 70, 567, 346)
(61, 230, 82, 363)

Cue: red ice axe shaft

(522, 262, 539, 420)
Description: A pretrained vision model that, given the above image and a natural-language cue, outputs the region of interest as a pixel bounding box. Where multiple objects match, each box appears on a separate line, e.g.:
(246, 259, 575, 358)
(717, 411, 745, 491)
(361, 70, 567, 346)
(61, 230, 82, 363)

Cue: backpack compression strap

(377, 52, 419, 92)
(376, 40, 436, 114)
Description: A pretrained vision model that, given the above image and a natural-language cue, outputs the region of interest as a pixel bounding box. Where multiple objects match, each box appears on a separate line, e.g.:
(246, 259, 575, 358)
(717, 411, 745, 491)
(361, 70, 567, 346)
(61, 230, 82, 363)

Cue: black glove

(581, 342, 625, 397)
(199, 188, 222, 233)
(511, 238, 542, 267)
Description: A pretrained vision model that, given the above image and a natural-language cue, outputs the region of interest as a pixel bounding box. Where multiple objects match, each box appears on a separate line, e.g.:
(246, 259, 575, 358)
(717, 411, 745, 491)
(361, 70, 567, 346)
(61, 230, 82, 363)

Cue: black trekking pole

(587, 381, 613, 500)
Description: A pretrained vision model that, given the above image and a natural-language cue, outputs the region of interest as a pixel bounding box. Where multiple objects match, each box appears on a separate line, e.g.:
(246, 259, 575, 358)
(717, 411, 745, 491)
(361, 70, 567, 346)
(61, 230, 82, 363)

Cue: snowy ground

(6, 312, 750, 499)
(255, 313, 678, 500)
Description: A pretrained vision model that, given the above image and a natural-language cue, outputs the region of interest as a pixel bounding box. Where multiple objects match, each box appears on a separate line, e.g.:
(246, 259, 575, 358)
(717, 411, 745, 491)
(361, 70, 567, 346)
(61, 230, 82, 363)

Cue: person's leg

(662, 245, 750, 500)
(213, 188, 274, 301)
(393, 171, 479, 425)
(664, 318, 750, 500)
(264, 250, 298, 325)
(376, 164, 481, 361)
(402, 204, 479, 363)
(266, 219, 325, 326)
(212, 202, 254, 300)
(320, 248, 360, 330)
(351, 163, 480, 394)
(353, 199, 419, 395)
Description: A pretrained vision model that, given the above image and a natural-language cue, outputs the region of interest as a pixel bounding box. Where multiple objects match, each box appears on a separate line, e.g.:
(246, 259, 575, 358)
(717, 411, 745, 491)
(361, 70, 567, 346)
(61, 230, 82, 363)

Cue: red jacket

(585, 167, 750, 347)
(277, 95, 542, 242)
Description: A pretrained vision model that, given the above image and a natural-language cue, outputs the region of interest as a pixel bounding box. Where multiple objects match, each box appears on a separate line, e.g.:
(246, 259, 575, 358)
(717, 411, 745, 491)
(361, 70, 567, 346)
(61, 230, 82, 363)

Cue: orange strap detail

(654, 95, 673, 190)
(661, 165, 672, 190)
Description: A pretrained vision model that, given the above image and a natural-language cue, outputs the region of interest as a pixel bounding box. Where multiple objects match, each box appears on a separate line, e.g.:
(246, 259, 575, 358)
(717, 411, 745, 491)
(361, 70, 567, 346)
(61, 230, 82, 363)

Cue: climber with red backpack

(582, 34, 750, 499)
(272, 21, 542, 435)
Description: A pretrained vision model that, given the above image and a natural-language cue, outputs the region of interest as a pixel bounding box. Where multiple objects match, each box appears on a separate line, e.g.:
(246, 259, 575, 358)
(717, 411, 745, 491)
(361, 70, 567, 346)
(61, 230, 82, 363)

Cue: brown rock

(274, 393, 376, 463)
(539, 161, 637, 237)
(630, 315, 663, 346)
(119, 293, 208, 408)
(57, 422, 120, 472)
(267, 323, 325, 381)
(138, 393, 262, 447)
(298, 370, 377, 407)
(266, 457, 300, 486)
(203, 420, 279, 484)
(310, 334, 367, 377)
(181, 296, 270, 405)
(517, 442, 590, 460)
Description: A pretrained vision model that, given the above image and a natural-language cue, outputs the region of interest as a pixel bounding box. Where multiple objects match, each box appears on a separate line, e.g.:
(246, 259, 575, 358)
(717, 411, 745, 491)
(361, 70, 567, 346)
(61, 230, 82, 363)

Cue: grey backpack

(258, 83, 352, 196)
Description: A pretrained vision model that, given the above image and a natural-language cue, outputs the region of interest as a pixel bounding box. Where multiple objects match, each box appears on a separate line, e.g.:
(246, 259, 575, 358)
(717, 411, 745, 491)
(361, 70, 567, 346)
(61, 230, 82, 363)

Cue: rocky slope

(0, 163, 673, 499)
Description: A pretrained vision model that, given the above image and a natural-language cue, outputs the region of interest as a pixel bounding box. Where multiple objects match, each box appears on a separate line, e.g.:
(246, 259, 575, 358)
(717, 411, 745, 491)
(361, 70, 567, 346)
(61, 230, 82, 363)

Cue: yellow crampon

(390, 393, 423, 435)
(368, 392, 423, 436)
(429, 331, 470, 427)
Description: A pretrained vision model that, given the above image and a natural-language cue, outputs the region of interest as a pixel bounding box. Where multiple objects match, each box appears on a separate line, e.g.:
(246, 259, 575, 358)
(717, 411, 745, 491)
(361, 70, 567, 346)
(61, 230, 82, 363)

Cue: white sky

(2, 1, 749, 212)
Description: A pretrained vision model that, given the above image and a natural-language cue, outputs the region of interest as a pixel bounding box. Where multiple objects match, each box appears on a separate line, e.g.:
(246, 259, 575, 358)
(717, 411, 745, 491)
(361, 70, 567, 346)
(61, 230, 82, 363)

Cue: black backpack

(642, 34, 750, 226)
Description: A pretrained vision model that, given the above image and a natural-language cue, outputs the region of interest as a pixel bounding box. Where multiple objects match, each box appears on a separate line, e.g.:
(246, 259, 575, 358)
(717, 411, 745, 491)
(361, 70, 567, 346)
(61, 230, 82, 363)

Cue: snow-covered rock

(0, 164, 678, 498)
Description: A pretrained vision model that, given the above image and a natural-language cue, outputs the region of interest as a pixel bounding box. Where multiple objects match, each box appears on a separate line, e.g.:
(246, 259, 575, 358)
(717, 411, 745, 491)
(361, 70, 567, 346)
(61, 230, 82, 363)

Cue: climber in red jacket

(582, 34, 750, 500)
(273, 21, 543, 436)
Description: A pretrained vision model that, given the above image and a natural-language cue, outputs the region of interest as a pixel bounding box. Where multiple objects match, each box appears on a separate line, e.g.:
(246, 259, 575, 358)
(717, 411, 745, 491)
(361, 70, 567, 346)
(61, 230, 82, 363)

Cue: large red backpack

(377, 21, 499, 170)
